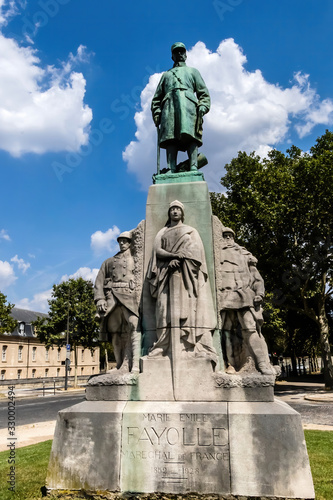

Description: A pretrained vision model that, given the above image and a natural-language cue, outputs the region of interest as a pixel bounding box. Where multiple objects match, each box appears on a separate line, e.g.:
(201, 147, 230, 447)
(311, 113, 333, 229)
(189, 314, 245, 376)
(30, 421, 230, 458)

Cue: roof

(2, 307, 49, 338)
(11, 307, 48, 323)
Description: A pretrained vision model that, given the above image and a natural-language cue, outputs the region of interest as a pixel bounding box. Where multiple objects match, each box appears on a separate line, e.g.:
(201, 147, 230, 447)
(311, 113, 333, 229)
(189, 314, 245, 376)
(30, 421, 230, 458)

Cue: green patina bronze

(151, 42, 210, 175)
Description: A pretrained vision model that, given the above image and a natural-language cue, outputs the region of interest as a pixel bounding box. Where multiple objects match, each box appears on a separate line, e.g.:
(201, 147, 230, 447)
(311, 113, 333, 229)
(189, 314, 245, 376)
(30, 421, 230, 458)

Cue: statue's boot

(187, 142, 198, 171)
(224, 330, 236, 373)
(243, 329, 274, 375)
(131, 330, 141, 373)
(167, 145, 177, 172)
(112, 333, 123, 370)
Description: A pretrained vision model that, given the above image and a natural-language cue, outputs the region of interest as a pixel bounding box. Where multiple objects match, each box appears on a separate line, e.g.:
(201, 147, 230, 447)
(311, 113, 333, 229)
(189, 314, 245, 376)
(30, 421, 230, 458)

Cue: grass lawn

(0, 431, 332, 499)
(304, 430, 333, 500)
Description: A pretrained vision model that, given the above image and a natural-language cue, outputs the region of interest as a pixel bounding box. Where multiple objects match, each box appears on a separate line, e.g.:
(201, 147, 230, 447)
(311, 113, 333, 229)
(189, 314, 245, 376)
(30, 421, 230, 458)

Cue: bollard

(42, 380, 45, 397)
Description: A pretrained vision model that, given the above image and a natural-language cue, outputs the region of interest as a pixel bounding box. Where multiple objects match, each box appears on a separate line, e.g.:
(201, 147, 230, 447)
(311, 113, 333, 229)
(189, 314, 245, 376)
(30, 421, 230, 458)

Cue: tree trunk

(105, 347, 108, 371)
(318, 303, 333, 389)
(291, 352, 298, 377)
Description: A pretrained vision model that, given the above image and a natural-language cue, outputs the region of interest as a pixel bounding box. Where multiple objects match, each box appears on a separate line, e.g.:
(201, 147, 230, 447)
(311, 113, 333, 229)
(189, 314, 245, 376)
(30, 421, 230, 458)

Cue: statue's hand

(176, 250, 187, 259)
(153, 115, 160, 127)
(97, 300, 107, 313)
(169, 259, 180, 269)
(254, 295, 263, 306)
(197, 106, 206, 119)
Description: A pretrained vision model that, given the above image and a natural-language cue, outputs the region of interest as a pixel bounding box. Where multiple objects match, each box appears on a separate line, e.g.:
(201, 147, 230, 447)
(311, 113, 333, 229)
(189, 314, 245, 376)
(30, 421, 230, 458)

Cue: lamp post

(64, 290, 70, 391)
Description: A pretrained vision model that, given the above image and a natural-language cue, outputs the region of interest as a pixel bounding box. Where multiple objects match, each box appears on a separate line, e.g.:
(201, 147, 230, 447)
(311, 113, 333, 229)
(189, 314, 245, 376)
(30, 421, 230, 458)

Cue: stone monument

(46, 43, 315, 499)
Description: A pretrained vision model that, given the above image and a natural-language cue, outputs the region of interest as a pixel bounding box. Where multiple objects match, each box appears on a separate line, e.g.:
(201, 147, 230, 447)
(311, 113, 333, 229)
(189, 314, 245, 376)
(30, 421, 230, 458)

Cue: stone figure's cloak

(147, 224, 216, 357)
(219, 243, 265, 311)
(151, 64, 210, 150)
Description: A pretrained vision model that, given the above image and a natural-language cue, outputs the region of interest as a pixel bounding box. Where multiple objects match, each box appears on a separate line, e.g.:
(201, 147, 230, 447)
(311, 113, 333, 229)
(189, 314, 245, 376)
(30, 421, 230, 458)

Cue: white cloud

(15, 265, 99, 313)
(91, 226, 121, 255)
(0, 229, 10, 241)
(123, 39, 333, 191)
(60, 267, 99, 284)
(0, 260, 17, 288)
(16, 288, 52, 313)
(0, 34, 92, 157)
(11, 254, 30, 273)
(0, 0, 19, 27)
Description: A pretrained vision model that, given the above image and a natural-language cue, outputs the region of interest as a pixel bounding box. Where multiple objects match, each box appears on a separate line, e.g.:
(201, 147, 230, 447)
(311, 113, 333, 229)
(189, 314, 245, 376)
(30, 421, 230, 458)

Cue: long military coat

(151, 62, 210, 151)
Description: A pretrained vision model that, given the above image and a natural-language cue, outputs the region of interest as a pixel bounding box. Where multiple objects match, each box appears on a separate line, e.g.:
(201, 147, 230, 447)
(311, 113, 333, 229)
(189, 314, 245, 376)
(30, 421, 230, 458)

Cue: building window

(2, 345, 7, 361)
(32, 346, 36, 361)
(81, 367, 84, 375)
(45, 348, 49, 361)
(18, 346, 23, 361)
(92, 367, 95, 374)
(1, 370, 5, 380)
(57, 348, 61, 361)
(57, 368, 60, 377)
(45, 368, 49, 378)
(81, 349, 84, 362)
(32, 369, 36, 378)
(17, 369, 22, 380)
(91, 350, 95, 361)
(19, 322, 25, 336)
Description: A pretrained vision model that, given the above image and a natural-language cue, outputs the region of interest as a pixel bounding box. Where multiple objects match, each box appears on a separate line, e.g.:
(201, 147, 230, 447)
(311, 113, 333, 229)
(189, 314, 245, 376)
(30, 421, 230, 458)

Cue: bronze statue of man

(151, 42, 210, 172)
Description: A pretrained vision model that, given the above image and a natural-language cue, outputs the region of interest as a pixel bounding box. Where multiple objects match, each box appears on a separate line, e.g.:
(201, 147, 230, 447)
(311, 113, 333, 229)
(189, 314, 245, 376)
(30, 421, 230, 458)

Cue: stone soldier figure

(218, 228, 273, 375)
(151, 42, 210, 172)
(94, 232, 141, 373)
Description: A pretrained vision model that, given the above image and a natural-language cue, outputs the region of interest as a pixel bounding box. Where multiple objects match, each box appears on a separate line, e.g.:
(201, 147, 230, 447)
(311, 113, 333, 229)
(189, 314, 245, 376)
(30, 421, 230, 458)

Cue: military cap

(171, 42, 186, 53)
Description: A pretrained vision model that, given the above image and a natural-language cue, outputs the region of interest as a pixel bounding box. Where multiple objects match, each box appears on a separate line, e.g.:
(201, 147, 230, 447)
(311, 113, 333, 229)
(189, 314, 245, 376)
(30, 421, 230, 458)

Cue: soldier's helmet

(222, 227, 235, 237)
(117, 231, 132, 242)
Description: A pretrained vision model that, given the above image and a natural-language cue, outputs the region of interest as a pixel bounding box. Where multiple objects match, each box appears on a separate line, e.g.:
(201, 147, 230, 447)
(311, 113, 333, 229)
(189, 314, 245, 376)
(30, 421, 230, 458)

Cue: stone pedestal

(47, 399, 314, 498)
(48, 178, 314, 499)
(86, 359, 275, 402)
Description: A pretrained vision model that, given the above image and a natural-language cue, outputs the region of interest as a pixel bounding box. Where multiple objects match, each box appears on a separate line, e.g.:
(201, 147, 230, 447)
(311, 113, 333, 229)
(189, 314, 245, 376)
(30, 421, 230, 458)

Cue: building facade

(0, 308, 100, 381)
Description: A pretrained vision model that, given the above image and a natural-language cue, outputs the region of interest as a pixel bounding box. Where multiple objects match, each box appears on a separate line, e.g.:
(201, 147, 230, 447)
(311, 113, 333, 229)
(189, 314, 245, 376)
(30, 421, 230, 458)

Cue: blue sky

(0, 0, 332, 312)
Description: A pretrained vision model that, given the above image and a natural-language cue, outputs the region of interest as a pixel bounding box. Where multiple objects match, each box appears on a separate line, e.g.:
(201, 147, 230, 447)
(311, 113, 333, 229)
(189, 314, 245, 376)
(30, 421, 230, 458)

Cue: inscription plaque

(121, 402, 230, 494)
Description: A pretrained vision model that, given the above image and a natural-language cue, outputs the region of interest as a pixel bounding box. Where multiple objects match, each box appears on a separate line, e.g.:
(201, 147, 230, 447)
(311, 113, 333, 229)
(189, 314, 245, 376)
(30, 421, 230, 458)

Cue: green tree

(34, 278, 100, 386)
(211, 130, 333, 388)
(0, 292, 17, 334)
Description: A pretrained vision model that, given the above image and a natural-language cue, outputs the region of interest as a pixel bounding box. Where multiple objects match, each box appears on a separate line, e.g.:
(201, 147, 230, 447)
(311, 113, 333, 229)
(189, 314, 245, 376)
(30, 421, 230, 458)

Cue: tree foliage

(0, 292, 17, 334)
(34, 278, 100, 382)
(211, 130, 333, 387)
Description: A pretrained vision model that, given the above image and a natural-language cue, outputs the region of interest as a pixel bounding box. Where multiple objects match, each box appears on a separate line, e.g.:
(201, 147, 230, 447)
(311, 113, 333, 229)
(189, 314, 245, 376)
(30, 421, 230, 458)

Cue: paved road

(295, 401, 333, 426)
(279, 400, 333, 427)
(274, 382, 333, 427)
(0, 392, 85, 429)
(1, 385, 332, 429)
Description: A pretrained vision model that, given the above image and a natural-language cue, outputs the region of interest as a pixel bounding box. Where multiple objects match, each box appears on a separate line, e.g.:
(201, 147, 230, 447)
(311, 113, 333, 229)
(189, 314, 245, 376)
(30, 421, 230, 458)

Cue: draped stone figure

(146, 200, 217, 364)
(218, 227, 273, 375)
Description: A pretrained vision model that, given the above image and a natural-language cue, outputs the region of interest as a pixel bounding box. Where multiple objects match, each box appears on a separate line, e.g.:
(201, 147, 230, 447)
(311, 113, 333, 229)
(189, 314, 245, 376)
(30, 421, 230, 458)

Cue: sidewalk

(0, 385, 86, 400)
(274, 379, 333, 402)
